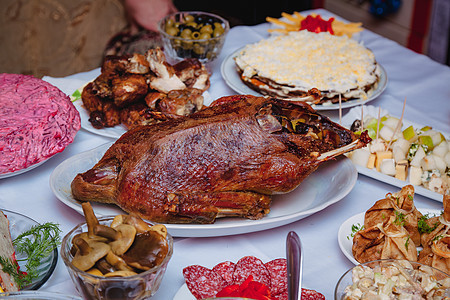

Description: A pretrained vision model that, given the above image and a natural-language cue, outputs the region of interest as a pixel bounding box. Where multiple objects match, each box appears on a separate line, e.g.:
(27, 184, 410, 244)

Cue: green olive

(213, 28, 224, 37)
(165, 19, 175, 27)
(193, 43, 205, 55)
(199, 32, 211, 40)
(185, 21, 198, 29)
(200, 24, 213, 34)
(191, 31, 201, 39)
(180, 29, 192, 39)
(165, 26, 179, 36)
(184, 14, 195, 23)
(181, 40, 193, 49)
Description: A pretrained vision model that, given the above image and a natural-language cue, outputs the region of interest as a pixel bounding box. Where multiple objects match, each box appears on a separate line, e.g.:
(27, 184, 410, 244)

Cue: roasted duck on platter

(72, 95, 370, 224)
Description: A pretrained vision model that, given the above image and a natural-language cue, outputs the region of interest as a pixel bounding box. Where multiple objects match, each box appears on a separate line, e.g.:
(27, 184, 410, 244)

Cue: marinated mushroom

(71, 238, 110, 271)
(121, 230, 169, 271)
(94, 223, 137, 255)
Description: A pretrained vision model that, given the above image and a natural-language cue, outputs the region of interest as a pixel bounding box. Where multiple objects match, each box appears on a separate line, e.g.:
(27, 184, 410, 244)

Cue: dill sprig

(0, 222, 61, 289)
(418, 213, 440, 234)
(347, 223, 364, 240)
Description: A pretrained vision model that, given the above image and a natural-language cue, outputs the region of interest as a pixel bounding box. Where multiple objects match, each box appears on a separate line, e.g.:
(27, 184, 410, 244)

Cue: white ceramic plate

(50, 143, 357, 237)
(173, 284, 196, 300)
(0, 159, 49, 179)
(341, 105, 448, 202)
(220, 47, 387, 111)
(73, 92, 213, 140)
(338, 208, 442, 265)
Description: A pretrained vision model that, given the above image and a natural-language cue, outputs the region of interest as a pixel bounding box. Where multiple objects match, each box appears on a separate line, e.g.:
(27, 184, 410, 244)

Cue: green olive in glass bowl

(158, 11, 229, 64)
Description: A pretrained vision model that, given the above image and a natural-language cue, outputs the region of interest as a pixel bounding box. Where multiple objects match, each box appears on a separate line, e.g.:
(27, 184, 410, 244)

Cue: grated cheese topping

(235, 31, 380, 95)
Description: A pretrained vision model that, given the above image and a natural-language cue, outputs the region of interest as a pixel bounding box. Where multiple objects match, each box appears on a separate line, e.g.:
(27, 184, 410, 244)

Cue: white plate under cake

(234, 30, 382, 105)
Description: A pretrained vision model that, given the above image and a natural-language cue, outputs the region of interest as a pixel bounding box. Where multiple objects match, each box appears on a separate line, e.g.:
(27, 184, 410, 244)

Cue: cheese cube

(375, 151, 393, 171)
(395, 160, 408, 181)
(380, 159, 396, 176)
(367, 154, 376, 169)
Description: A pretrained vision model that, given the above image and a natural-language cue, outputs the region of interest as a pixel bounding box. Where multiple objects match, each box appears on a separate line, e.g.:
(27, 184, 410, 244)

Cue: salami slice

(272, 292, 288, 300)
(182, 265, 226, 300)
(264, 258, 287, 296)
(212, 261, 235, 285)
(232, 256, 271, 288)
(301, 288, 326, 300)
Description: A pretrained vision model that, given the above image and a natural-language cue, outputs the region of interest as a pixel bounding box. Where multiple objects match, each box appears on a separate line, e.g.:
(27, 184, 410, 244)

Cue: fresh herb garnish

(0, 222, 61, 289)
(418, 214, 439, 234)
(394, 211, 406, 226)
(70, 89, 81, 102)
(405, 236, 410, 250)
(347, 223, 364, 240)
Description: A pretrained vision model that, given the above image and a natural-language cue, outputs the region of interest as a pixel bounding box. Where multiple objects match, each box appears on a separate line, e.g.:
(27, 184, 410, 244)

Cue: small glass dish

(61, 216, 173, 300)
(335, 259, 450, 299)
(1, 209, 58, 290)
(158, 11, 229, 65)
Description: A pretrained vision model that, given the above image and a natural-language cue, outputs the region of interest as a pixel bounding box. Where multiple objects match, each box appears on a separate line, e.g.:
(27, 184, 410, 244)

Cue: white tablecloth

(1, 8, 449, 299)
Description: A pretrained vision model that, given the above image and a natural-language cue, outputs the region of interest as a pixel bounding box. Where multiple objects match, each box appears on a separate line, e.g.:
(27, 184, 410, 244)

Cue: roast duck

(72, 95, 370, 224)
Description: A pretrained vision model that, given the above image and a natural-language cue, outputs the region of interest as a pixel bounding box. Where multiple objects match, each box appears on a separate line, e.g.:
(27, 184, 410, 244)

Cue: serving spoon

(286, 231, 303, 300)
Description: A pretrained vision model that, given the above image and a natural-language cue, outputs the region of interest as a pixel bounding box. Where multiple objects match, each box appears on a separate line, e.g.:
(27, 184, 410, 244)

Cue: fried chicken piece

(146, 49, 186, 93)
(120, 102, 176, 129)
(173, 58, 210, 91)
(157, 88, 203, 116)
(111, 74, 148, 108)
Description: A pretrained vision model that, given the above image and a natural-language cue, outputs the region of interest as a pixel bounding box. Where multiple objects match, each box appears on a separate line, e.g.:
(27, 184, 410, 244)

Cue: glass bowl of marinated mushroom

(335, 259, 450, 299)
(158, 11, 229, 65)
(60, 203, 173, 300)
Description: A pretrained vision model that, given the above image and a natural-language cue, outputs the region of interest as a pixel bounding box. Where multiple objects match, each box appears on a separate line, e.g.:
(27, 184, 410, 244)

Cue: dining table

(1, 8, 449, 299)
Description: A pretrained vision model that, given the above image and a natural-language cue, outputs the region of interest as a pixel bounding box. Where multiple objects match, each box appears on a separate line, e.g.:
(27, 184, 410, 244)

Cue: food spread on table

(0, 73, 80, 175)
(351, 184, 450, 275)
(80, 47, 210, 129)
(234, 30, 381, 105)
(182, 255, 325, 300)
(71, 95, 369, 224)
(347, 108, 449, 195)
(2, 8, 450, 300)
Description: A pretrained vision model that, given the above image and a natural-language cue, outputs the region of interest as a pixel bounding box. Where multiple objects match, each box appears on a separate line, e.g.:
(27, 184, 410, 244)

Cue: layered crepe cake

(234, 30, 381, 105)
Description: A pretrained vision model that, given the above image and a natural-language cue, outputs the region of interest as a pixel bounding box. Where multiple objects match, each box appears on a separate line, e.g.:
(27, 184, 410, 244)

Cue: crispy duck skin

(72, 95, 369, 224)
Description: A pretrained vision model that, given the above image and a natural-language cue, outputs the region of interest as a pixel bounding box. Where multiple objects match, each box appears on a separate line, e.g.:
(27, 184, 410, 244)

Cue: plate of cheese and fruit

(342, 105, 449, 201)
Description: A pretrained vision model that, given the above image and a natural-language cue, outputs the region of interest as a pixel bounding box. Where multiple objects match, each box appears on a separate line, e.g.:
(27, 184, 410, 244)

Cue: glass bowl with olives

(158, 11, 229, 64)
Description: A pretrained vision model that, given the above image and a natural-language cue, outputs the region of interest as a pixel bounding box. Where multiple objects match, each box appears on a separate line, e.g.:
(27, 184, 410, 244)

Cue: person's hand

(125, 0, 177, 32)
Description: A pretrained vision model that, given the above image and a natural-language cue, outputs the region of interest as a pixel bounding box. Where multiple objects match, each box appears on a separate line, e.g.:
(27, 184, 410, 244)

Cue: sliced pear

(433, 140, 448, 158)
(350, 148, 371, 168)
(421, 155, 437, 171)
(379, 159, 396, 176)
(402, 125, 418, 142)
(410, 145, 426, 167)
(383, 116, 401, 130)
(432, 154, 447, 173)
(409, 166, 423, 185)
(418, 135, 434, 151)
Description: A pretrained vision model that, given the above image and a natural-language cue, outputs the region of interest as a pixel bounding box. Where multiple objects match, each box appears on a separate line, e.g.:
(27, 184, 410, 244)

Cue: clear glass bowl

(60, 216, 173, 300)
(158, 11, 229, 64)
(335, 259, 450, 299)
(1, 209, 58, 290)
